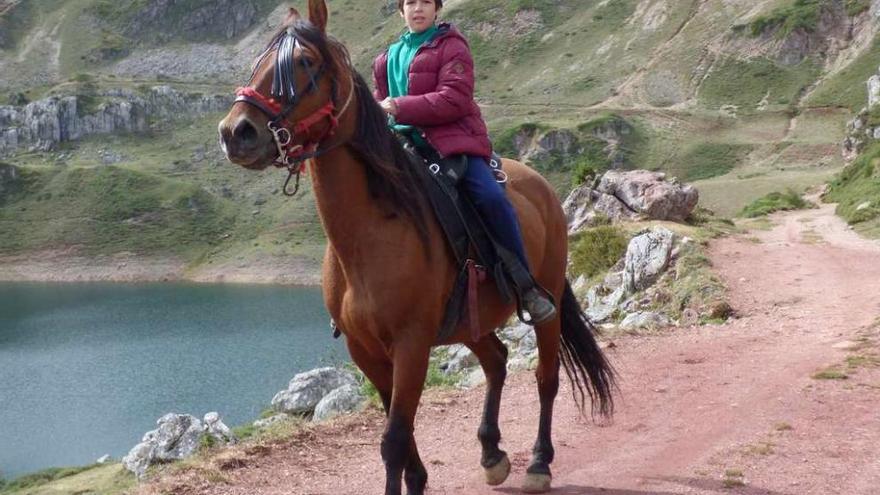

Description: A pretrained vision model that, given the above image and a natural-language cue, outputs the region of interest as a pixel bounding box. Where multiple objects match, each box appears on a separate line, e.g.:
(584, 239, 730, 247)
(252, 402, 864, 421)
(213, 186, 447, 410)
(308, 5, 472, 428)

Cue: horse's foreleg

(466, 334, 511, 486)
(346, 338, 393, 413)
(382, 341, 430, 495)
(524, 318, 561, 494)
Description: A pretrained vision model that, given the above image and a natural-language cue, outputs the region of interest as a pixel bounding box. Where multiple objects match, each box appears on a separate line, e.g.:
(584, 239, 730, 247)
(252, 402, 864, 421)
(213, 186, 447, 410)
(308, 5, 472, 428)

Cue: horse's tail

(558, 279, 616, 418)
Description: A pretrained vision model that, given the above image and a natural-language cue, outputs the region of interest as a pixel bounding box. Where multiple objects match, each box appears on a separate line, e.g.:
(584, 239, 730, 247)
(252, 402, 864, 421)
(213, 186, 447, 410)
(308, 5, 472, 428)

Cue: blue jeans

(461, 156, 530, 270)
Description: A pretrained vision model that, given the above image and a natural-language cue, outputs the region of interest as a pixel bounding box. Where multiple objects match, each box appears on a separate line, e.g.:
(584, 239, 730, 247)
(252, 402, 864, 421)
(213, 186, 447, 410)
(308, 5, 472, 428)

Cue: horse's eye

(299, 58, 315, 67)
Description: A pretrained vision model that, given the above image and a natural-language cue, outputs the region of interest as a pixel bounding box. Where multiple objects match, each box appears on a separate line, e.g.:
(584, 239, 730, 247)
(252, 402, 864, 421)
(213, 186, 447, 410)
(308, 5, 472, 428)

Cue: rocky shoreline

(0, 250, 323, 285)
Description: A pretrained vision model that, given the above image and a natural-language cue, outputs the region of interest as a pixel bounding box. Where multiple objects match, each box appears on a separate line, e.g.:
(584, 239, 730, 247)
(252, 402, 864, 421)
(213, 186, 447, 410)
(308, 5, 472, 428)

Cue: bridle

(233, 28, 354, 195)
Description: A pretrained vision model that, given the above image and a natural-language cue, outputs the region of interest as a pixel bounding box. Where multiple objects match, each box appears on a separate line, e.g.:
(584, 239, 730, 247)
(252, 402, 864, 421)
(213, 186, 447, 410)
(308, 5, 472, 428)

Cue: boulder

(312, 384, 366, 422)
(563, 170, 698, 233)
(620, 311, 673, 330)
(624, 227, 676, 293)
(441, 344, 479, 374)
(585, 284, 626, 323)
(869, 73, 880, 108)
(151, 413, 205, 462)
(459, 367, 486, 388)
(597, 170, 698, 222)
(204, 412, 236, 444)
(122, 440, 155, 479)
(563, 185, 643, 232)
(271, 367, 358, 415)
(122, 413, 207, 478)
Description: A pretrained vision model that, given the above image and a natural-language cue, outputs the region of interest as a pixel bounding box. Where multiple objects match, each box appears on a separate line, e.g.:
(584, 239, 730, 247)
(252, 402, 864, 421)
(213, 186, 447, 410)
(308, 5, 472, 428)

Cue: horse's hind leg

(523, 318, 561, 494)
(466, 334, 511, 486)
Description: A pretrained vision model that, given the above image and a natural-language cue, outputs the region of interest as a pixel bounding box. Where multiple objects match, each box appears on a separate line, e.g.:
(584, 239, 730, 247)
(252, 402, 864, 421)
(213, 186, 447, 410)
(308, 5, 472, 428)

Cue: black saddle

(400, 138, 532, 344)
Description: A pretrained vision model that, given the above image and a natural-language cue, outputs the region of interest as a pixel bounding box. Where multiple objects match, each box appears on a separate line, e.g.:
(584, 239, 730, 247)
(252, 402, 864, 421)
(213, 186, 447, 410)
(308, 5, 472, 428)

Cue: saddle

(401, 138, 533, 344)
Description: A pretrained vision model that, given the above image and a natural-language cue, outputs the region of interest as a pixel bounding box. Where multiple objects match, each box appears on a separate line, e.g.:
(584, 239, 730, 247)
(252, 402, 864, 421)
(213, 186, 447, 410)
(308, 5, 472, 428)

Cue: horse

(218, 2, 615, 493)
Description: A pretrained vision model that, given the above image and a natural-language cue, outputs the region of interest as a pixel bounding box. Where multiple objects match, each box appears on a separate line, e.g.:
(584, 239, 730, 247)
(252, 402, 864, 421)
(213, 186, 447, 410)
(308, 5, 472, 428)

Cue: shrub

(748, 0, 825, 38)
(826, 142, 880, 224)
(569, 225, 629, 278)
(739, 189, 809, 218)
(846, 0, 871, 16)
(571, 156, 604, 186)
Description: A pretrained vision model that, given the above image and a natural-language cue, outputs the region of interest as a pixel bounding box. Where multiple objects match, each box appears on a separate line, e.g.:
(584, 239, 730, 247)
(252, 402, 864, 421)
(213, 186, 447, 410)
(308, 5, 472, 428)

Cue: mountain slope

(1, 0, 878, 276)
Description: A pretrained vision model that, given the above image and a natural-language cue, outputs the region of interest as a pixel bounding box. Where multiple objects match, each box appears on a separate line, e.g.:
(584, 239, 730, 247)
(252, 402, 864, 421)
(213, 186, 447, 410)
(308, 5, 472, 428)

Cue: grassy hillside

(0, 0, 876, 270)
(0, 112, 326, 271)
(825, 141, 880, 237)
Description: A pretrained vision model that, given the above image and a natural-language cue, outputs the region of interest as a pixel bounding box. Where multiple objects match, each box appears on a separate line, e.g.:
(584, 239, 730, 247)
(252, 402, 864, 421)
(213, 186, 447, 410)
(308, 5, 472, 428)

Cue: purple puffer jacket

(373, 23, 491, 159)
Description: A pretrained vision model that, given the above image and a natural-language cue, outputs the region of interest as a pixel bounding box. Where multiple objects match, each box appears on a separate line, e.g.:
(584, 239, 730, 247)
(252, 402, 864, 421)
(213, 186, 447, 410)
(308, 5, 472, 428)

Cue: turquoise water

(0, 282, 347, 479)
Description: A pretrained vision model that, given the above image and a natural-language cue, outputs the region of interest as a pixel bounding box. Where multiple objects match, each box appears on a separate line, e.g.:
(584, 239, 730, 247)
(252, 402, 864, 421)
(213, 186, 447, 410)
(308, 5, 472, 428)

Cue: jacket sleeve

(372, 52, 389, 102)
(393, 37, 475, 127)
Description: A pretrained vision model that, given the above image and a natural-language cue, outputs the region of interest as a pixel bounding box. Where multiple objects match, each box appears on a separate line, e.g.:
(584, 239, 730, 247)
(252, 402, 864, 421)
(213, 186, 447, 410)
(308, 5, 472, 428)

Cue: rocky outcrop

(620, 311, 673, 330)
(0, 86, 232, 156)
(502, 116, 635, 171)
(271, 367, 359, 415)
(563, 170, 699, 233)
(843, 64, 880, 160)
(123, 0, 260, 43)
(312, 384, 366, 422)
(731, 0, 874, 66)
(624, 227, 676, 293)
(122, 412, 236, 479)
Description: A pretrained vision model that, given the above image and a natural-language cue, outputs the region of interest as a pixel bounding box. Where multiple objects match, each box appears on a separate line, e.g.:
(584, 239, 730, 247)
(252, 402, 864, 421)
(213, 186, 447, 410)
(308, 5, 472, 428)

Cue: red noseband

(233, 86, 339, 168)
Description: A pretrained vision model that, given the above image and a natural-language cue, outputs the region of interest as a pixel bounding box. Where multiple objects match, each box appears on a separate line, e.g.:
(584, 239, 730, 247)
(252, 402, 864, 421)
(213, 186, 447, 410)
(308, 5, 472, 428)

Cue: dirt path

(140, 204, 880, 495)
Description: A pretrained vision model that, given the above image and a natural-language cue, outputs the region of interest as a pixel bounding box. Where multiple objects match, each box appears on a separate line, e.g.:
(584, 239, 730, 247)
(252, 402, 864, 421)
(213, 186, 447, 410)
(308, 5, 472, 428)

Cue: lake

(0, 282, 347, 479)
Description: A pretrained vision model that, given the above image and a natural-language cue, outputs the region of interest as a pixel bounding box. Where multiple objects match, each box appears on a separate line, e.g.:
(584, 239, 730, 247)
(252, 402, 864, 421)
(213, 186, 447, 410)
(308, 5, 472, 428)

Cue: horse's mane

(265, 20, 430, 246)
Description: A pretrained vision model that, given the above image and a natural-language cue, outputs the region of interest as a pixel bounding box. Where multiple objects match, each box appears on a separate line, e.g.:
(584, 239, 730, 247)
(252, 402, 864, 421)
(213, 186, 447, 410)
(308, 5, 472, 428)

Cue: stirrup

(517, 285, 557, 326)
(493, 246, 557, 325)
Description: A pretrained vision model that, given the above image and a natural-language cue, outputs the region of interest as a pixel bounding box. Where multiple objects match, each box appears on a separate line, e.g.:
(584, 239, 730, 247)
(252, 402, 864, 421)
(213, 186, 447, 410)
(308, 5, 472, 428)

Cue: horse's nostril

(234, 119, 259, 146)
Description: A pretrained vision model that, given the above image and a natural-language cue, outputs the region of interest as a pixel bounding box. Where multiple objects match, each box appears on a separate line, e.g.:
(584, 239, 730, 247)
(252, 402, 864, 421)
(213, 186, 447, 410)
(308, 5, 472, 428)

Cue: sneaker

(522, 288, 557, 325)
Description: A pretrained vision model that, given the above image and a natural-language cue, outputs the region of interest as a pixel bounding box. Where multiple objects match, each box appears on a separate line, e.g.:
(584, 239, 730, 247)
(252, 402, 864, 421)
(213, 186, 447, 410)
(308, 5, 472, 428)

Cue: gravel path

(138, 203, 880, 495)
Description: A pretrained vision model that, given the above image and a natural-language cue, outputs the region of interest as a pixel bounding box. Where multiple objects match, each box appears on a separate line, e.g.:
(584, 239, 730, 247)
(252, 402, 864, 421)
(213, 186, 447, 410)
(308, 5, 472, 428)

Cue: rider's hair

(397, 0, 443, 13)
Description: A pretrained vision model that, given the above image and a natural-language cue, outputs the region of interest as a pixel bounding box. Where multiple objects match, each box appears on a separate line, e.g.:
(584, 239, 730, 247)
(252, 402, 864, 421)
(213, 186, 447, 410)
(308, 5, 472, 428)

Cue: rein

(233, 31, 355, 196)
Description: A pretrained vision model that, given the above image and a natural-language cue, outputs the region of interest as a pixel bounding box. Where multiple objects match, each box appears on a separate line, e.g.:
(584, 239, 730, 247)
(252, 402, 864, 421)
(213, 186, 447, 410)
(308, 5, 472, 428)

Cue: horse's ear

(284, 7, 301, 24)
(308, 0, 329, 33)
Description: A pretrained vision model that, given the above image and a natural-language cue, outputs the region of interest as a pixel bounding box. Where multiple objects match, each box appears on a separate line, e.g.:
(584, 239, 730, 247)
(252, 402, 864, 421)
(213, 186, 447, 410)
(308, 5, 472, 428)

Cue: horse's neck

(309, 147, 392, 266)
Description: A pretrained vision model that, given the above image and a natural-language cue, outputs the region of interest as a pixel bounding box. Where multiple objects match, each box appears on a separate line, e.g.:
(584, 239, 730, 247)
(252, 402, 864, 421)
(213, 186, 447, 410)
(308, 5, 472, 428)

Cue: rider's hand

(380, 97, 398, 116)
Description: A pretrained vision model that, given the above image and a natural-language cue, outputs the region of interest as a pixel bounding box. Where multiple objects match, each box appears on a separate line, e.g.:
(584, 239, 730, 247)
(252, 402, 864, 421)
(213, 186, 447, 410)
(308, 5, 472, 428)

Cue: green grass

(739, 189, 810, 217)
(846, 0, 872, 16)
(0, 108, 328, 271)
(493, 114, 643, 189)
(677, 143, 752, 181)
(0, 463, 134, 495)
(807, 38, 880, 111)
(668, 241, 728, 319)
(569, 225, 629, 279)
(0, 165, 238, 258)
(699, 57, 820, 111)
(747, 0, 828, 38)
(825, 142, 880, 226)
(812, 367, 849, 380)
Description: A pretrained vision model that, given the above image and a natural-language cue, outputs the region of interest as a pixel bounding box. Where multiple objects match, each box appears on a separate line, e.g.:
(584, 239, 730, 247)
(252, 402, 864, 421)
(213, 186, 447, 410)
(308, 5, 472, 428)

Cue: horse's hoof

(522, 473, 552, 494)
(483, 454, 511, 486)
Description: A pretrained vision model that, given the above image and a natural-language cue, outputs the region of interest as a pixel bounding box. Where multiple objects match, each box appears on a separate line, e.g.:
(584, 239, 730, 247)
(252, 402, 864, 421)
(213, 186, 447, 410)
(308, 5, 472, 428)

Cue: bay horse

(218, 2, 615, 493)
